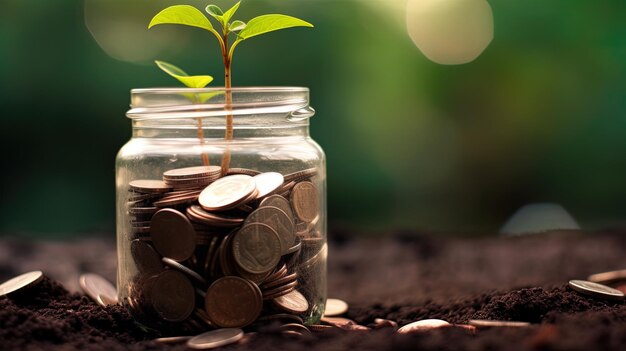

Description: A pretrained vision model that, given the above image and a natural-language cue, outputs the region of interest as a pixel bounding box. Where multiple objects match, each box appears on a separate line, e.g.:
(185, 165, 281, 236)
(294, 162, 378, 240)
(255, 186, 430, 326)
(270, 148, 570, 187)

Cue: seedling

(149, 1, 313, 173)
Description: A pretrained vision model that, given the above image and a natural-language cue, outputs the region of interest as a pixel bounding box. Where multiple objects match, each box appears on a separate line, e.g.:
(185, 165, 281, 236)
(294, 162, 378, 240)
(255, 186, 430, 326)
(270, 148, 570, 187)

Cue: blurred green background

(1, 0, 625, 237)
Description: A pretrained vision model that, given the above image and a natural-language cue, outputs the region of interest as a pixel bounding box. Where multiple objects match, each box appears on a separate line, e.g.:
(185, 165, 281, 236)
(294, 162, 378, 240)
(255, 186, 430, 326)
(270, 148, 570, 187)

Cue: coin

(284, 168, 318, 183)
(187, 205, 245, 228)
(154, 193, 201, 207)
(397, 319, 451, 333)
(150, 208, 197, 262)
(263, 280, 298, 300)
(130, 240, 163, 275)
(205, 277, 263, 328)
(323, 298, 349, 317)
(260, 194, 295, 219)
(279, 323, 312, 337)
(154, 336, 192, 344)
(186, 328, 244, 350)
(261, 272, 298, 290)
(199, 175, 256, 211)
(372, 318, 398, 329)
(151, 270, 195, 322)
(129, 180, 172, 193)
(226, 168, 261, 176)
(245, 206, 295, 253)
(163, 166, 221, 180)
(587, 269, 626, 285)
(96, 294, 118, 306)
(290, 181, 319, 222)
(568, 279, 625, 301)
(232, 223, 282, 274)
(273, 289, 309, 314)
(79, 273, 118, 306)
(0, 271, 44, 298)
(162, 257, 207, 287)
(251, 172, 284, 199)
(468, 319, 531, 328)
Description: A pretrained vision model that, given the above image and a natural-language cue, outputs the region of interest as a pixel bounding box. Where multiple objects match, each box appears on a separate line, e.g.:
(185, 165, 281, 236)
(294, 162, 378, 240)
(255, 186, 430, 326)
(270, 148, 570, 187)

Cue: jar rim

(128, 86, 313, 121)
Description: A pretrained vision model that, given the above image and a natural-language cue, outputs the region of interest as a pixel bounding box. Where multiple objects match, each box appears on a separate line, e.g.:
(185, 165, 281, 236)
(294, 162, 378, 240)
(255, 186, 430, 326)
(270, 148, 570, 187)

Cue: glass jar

(115, 87, 326, 332)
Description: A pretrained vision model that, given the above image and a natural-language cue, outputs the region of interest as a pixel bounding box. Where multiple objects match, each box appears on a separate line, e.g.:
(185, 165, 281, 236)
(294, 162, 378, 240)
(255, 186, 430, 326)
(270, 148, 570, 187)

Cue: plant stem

(220, 33, 234, 176)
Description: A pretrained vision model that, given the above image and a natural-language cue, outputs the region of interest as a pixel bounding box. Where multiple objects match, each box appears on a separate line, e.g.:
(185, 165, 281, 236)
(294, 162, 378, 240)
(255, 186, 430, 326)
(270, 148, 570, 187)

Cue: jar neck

(127, 87, 314, 140)
(131, 117, 310, 139)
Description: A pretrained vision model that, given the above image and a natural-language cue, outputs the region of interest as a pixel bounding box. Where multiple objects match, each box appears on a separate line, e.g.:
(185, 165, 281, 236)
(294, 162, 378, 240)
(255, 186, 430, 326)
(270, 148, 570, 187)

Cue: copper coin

(199, 175, 256, 211)
(290, 181, 319, 222)
(186, 328, 244, 349)
(130, 240, 163, 275)
(226, 168, 261, 176)
(79, 273, 118, 306)
(397, 319, 451, 333)
(151, 270, 195, 322)
(372, 318, 398, 329)
(284, 168, 318, 183)
(568, 279, 625, 301)
(129, 180, 172, 193)
(588, 269, 626, 285)
(187, 205, 245, 228)
(323, 298, 349, 317)
(272, 289, 309, 314)
(154, 336, 192, 344)
(232, 223, 282, 274)
(262, 280, 298, 300)
(245, 206, 295, 253)
(260, 195, 295, 220)
(154, 193, 200, 207)
(163, 166, 221, 180)
(205, 277, 263, 328)
(468, 319, 531, 328)
(0, 271, 44, 298)
(251, 172, 284, 199)
(279, 323, 312, 337)
(150, 208, 197, 262)
(261, 272, 298, 290)
(128, 206, 158, 215)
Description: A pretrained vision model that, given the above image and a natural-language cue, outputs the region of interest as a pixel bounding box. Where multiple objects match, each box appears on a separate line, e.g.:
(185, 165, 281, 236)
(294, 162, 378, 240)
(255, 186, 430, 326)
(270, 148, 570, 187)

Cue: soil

(2, 229, 626, 350)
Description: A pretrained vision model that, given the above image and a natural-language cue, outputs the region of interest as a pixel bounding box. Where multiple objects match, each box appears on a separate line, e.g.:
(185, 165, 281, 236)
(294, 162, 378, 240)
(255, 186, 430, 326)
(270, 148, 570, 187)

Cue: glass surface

(115, 87, 326, 330)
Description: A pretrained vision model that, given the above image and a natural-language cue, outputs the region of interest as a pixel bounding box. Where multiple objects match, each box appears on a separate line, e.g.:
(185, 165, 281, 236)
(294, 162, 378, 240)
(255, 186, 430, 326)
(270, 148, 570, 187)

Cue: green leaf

(229, 20, 246, 32)
(205, 5, 223, 17)
(155, 60, 213, 89)
(149, 5, 214, 32)
(238, 14, 313, 40)
(222, 1, 241, 25)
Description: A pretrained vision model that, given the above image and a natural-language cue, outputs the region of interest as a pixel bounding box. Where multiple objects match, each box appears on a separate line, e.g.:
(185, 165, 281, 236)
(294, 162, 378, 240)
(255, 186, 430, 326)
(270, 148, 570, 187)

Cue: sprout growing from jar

(148, 1, 313, 174)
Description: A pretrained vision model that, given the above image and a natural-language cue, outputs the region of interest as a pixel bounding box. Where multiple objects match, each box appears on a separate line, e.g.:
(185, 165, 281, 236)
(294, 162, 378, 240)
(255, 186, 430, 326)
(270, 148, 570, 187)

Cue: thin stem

(219, 32, 234, 176)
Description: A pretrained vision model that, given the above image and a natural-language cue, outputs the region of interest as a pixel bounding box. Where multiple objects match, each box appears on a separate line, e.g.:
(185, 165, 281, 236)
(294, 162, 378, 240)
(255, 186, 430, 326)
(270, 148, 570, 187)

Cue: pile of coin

(124, 166, 324, 333)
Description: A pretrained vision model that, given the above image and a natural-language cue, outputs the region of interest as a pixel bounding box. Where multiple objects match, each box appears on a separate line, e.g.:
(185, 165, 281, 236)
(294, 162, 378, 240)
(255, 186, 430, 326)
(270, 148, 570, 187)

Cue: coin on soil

(324, 298, 349, 316)
(232, 223, 282, 274)
(199, 175, 256, 211)
(245, 206, 295, 253)
(150, 208, 197, 262)
(290, 181, 319, 222)
(151, 270, 195, 322)
(468, 319, 530, 328)
(568, 279, 625, 301)
(0, 271, 44, 298)
(79, 273, 118, 306)
(154, 336, 192, 344)
(587, 269, 626, 285)
(187, 328, 243, 350)
(397, 319, 451, 333)
(205, 276, 263, 328)
(272, 289, 309, 314)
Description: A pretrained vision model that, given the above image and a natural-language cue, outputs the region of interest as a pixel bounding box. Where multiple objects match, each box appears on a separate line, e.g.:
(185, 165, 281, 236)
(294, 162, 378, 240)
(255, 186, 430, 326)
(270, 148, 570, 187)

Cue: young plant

(149, 1, 313, 174)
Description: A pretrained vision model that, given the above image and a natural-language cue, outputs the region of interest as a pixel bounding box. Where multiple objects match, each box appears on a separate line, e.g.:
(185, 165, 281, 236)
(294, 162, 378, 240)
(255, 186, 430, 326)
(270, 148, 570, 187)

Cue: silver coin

(251, 172, 284, 199)
(260, 195, 295, 220)
(186, 328, 244, 349)
(79, 273, 118, 306)
(0, 271, 44, 297)
(468, 319, 531, 328)
(323, 298, 349, 316)
(290, 181, 319, 223)
(397, 319, 451, 333)
(245, 206, 295, 254)
(232, 223, 282, 274)
(568, 279, 625, 301)
(199, 175, 256, 211)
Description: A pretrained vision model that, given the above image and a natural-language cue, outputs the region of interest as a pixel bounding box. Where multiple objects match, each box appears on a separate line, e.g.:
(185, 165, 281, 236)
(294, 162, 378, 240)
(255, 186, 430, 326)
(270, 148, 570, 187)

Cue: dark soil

(2, 229, 626, 350)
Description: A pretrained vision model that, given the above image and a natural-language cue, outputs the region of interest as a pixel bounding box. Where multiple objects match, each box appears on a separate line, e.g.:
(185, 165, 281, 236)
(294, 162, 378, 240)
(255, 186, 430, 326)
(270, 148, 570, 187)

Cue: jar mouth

(128, 87, 313, 121)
